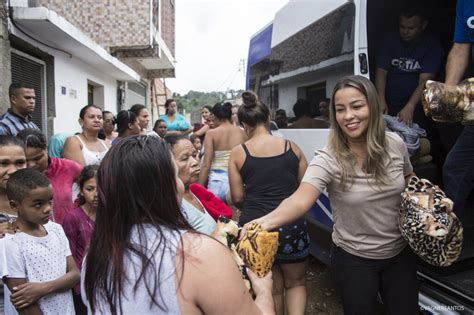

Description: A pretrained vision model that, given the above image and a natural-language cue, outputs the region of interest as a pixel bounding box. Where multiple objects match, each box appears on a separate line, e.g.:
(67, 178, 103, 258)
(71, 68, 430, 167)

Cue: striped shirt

(0, 109, 39, 136)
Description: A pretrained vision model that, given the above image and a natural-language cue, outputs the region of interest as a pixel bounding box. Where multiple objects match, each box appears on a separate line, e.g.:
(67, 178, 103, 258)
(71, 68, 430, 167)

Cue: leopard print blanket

(213, 216, 253, 294)
(422, 78, 474, 125)
(399, 176, 463, 267)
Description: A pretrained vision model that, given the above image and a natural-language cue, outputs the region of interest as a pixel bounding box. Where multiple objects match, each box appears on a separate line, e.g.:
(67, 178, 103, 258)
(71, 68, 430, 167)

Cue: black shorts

(274, 219, 310, 264)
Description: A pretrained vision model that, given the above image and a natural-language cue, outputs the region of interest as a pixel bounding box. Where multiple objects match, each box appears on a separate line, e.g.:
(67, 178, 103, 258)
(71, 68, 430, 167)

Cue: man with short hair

(0, 82, 40, 136)
(289, 99, 329, 129)
(375, 6, 443, 128)
(274, 109, 288, 129)
(314, 99, 330, 124)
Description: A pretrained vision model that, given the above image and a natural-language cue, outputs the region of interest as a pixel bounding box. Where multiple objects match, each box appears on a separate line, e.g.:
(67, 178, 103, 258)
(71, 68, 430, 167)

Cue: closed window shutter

(126, 82, 147, 107)
(11, 52, 45, 131)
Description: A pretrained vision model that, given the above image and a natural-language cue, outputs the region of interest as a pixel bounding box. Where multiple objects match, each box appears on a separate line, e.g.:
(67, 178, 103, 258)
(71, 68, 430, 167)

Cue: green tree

(173, 90, 244, 114)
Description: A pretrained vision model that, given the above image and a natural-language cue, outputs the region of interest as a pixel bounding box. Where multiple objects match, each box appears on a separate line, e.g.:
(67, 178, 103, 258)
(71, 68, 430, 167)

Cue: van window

(248, 2, 356, 115)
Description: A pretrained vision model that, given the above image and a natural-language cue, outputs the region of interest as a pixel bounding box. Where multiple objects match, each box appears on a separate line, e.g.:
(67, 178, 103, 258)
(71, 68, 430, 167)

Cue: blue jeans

(443, 125, 474, 213)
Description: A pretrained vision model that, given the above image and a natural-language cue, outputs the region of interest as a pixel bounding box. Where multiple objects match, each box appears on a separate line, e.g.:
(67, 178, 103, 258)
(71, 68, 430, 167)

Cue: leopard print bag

(399, 176, 463, 267)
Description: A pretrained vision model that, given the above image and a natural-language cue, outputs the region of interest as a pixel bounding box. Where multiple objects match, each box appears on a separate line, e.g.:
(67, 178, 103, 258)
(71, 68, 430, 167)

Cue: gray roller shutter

(126, 82, 147, 107)
(11, 51, 46, 131)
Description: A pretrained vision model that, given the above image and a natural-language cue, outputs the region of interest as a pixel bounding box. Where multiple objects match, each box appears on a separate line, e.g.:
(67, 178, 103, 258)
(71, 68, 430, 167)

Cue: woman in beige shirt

(244, 75, 418, 315)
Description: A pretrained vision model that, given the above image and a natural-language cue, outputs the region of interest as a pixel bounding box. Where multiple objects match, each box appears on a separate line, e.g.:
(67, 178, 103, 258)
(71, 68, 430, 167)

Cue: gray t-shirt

(302, 132, 413, 259)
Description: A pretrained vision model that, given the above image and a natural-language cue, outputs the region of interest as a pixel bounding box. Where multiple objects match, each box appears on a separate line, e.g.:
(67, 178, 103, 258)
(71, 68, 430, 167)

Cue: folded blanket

(384, 115, 427, 156)
(189, 183, 232, 220)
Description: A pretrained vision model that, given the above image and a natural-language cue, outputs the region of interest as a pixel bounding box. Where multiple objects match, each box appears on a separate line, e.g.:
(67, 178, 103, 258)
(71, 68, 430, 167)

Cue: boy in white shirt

(2, 169, 80, 314)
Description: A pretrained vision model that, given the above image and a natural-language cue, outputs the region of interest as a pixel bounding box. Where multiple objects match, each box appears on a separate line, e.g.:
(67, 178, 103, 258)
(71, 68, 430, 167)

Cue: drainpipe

(0, 0, 11, 114)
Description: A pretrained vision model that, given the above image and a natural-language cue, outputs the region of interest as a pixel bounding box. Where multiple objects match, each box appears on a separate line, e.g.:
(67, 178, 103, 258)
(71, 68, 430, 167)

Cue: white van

(247, 0, 473, 313)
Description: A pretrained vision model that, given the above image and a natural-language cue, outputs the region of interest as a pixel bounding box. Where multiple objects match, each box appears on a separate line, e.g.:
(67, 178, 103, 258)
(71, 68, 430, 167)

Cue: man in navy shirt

(0, 82, 39, 136)
(375, 6, 443, 128)
(443, 0, 474, 215)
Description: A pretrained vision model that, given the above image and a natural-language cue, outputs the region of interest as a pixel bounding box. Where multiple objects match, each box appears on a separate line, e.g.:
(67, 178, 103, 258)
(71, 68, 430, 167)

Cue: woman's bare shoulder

(64, 135, 81, 148)
(182, 232, 227, 257)
(177, 232, 261, 315)
(205, 128, 218, 138)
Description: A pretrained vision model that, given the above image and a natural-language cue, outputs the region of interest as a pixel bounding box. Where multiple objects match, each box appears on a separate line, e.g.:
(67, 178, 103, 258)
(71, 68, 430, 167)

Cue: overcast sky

(166, 0, 288, 95)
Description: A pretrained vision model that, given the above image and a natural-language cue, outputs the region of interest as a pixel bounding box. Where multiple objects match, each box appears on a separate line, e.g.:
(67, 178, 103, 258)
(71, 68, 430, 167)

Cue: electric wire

(7, 0, 73, 58)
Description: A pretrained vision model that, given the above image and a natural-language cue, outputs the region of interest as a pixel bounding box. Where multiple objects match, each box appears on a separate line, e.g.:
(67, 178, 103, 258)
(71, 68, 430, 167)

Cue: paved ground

(306, 256, 344, 314)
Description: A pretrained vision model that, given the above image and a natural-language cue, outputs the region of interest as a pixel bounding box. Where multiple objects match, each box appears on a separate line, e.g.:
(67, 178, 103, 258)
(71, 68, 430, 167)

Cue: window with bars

(11, 52, 46, 131)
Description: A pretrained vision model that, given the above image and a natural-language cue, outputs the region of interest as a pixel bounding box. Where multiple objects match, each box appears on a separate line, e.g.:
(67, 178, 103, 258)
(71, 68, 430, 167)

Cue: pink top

(46, 157, 82, 224)
(62, 206, 95, 294)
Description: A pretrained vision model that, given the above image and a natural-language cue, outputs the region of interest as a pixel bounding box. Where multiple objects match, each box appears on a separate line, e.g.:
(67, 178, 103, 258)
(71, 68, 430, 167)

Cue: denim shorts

(207, 169, 229, 202)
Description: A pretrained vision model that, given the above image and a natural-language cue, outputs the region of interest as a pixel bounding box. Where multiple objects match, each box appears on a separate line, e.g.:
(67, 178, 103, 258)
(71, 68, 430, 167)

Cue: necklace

(81, 207, 96, 229)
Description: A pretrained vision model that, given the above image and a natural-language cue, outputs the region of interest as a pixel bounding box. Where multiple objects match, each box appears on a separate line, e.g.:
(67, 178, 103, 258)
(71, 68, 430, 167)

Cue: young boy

(1, 169, 79, 314)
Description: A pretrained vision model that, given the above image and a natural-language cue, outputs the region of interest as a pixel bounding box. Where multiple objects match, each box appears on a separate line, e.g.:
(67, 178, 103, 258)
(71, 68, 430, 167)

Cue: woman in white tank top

(81, 136, 274, 314)
(64, 105, 109, 166)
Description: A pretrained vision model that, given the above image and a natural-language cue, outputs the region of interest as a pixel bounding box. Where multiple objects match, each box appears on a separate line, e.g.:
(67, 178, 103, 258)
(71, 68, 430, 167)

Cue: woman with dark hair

(64, 105, 109, 166)
(82, 135, 274, 314)
(63, 165, 99, 314)
(17, 129, 83, 224)
(0, 136, 26, 237)
(111, 110, 142, 145)
(229, 91, 309, 315)
(130, 104, 159, 137)
(159, 99, 193, 136)
(193, 105, 213, 140)
(102, 111, 117, 146)
(242, 76, 418, 314)
(166, 135, 232, 234)
(0, 136, 26, 315)
(199, 102, 246, 202)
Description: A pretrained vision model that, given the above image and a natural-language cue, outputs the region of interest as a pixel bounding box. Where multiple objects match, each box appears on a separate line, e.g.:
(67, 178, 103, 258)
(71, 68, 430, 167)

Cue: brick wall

(161, 0, 175, 57)
(38, 0, 151, 49)
(270, 3, 354, 74)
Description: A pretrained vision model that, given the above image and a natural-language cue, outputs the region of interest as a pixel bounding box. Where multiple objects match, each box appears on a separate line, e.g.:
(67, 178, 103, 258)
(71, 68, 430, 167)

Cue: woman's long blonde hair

(328, 75, 390, 190)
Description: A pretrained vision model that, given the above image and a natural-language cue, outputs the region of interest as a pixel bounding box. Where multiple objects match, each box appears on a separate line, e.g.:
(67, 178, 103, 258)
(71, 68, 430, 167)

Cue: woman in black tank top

(228, 92, 309, 315)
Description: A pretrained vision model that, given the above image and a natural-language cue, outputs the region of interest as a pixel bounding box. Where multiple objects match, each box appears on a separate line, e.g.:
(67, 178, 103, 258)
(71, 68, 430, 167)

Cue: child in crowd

(17, 128, 83, 225)
(153, 119, 168, 138)
(0, 136, 26, 237)
(2, 169, 80, 315)
(63, 165, 98, 315)
(190, 133, 203, 159)
(0, 136, 26, 315)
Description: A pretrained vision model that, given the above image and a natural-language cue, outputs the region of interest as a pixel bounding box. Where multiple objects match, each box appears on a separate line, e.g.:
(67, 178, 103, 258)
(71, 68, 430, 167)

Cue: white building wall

(52, 53, 118, 133)
(9, 9, 141, 135)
